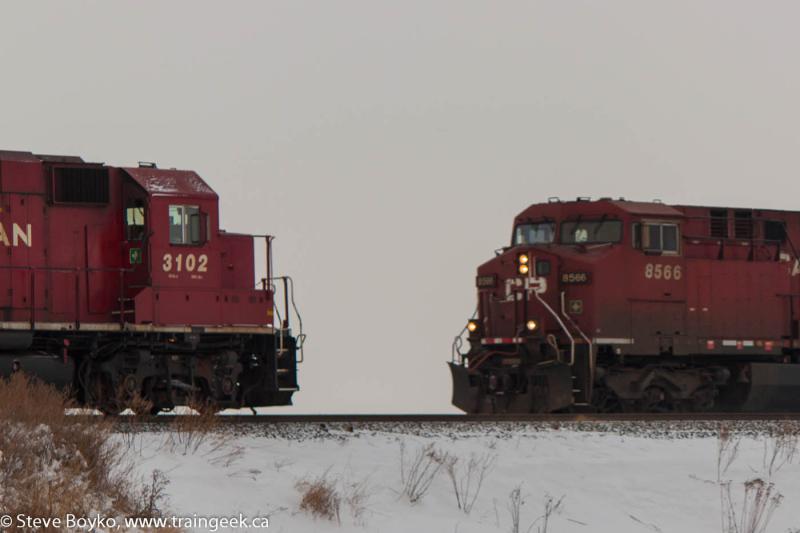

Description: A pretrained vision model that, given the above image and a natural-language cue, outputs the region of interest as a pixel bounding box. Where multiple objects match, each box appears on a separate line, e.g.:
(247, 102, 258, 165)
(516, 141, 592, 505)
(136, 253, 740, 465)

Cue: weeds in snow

(133, 469, 171, 518)
(506, 485, 564, 533)
(116, 392, 154, 453)
(295, 470, 372, 525)
(399, 442, 445, 504)
(507, 485, 525, 533)
(163, 397, 220, 455)
(721, 478, 782, 533)
(762, 422, 798, 478)
(0, 373, 180, 531)
(533, 494, 564, 533)
(441, 452, 496, 514)
(344, 476, 371, 525)
(297, 473, 342, 523)
(716, 425, 786, 533)
(717, 425, 741, 482)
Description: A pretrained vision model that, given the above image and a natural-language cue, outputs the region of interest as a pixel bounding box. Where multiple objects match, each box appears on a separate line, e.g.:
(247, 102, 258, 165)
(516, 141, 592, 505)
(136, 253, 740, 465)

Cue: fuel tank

(0, 353, 75, 390)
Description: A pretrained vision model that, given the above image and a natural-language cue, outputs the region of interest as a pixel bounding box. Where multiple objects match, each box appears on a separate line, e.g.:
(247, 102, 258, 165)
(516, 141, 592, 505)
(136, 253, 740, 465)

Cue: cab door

(121, 185, 150, 306)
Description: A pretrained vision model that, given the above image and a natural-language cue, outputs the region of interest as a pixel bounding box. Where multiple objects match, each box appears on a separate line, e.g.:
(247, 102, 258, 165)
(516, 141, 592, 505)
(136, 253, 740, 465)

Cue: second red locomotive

(452, 197, 800, 413)
(0, 150, 303, 414)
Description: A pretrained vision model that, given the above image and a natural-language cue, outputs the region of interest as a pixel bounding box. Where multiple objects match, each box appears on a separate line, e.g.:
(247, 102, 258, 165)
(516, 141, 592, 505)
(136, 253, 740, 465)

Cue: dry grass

(343, 476, 371, 525)
(0, 373, 180, 532)
(762, 421, 799, 477)
(534, 494, 565, 533)
(164, 396, 220, 455)
(441, 452, 497, 514)
(716, 424, 788, 533)
(721, 479, 783, 533)
(296, 474, 342, 523)
(399, 442, 445, 504)
(507, 485, 525, 533)
(295, 469, 373, 526)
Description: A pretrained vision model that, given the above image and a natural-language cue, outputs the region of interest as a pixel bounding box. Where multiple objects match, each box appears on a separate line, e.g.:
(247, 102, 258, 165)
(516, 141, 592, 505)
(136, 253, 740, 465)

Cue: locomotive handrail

(560, 291, 594, 399)
(451, 308, 478, 364)
(0, 264, 135, 330)
(0, 265, 134, 273)
(268, 275, 306, 364)
(560, 291, 593, 350)
(533, 290, 575, 366)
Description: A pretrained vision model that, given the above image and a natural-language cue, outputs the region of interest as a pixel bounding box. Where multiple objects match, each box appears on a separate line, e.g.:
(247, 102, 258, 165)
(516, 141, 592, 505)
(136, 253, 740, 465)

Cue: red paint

(0, 150, 272, 327)
(473, 198, 799, 356)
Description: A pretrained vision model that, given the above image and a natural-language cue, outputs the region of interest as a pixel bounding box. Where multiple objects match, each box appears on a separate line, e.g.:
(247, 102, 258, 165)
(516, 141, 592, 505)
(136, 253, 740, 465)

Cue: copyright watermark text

(1, 512, 269, 531)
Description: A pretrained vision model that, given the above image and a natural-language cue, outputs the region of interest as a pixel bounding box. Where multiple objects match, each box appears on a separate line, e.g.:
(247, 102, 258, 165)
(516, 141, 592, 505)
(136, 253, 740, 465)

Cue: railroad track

(108, 412, 800, 424)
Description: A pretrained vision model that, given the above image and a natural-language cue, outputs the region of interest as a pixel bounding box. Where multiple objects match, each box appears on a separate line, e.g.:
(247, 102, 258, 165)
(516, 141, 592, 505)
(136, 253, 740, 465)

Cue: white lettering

(12, 223, 31, 247)
(0, 222, 33, 247)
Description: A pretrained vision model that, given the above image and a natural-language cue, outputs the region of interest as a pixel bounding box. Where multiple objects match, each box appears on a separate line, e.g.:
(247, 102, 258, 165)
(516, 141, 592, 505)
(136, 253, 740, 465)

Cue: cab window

(560, 220, 622, 244)
(125, 201, 146, 241)
(169, 205, 205, 245)
(514, 222, 555, 245)
(634, 222, 679, 254)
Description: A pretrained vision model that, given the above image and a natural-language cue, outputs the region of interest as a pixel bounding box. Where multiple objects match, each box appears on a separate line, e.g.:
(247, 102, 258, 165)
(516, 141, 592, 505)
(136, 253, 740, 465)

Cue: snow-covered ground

(122, 421, 800, 533)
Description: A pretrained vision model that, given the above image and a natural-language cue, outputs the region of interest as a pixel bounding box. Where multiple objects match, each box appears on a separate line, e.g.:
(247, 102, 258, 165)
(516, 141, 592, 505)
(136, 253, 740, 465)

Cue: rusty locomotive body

(451, 198, 800, 413)
(0, 150, 302, 414)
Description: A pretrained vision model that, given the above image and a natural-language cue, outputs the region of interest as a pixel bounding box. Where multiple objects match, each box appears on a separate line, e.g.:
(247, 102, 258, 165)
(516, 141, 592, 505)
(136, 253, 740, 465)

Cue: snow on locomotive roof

(122, 167, 218, 199)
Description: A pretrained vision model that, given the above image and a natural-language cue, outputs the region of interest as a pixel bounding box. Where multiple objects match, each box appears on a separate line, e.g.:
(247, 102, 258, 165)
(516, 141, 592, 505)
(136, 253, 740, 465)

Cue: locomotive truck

(451, 198, 800, 413)
(0, 150, 303, 414)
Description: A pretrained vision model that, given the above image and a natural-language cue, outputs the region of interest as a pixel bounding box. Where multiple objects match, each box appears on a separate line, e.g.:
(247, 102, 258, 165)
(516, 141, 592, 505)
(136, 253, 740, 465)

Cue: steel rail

(100, 412, 800, 425)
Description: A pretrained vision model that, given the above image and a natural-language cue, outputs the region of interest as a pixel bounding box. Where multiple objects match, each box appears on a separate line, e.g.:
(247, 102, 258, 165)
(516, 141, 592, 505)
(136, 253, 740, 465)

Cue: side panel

(630, 301, 686, 355)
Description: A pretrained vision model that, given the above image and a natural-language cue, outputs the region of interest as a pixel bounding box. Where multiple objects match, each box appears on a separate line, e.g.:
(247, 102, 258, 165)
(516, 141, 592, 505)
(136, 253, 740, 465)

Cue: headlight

(518, 263, 529, 275)
(526, 319, 538, 331)
(518, 253, 529, 265)
(467, 320, 478, 333)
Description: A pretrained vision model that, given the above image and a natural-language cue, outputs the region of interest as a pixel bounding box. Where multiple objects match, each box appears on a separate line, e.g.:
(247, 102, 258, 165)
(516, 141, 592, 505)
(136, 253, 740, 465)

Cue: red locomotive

(451, 198, 800, 413)
(0, 150, 303, 414)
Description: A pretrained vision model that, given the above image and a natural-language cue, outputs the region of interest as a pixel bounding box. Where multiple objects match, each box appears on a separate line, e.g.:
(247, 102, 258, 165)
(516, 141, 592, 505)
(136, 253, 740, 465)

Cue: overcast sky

(1, 1, 799, 412)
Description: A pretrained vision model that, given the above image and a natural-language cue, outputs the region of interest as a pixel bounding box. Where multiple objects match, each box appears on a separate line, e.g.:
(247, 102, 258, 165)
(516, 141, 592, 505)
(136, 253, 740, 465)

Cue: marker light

(518, 263, 529, 275)
(467, 321, 478, 333)
(526, 320, 538, 331)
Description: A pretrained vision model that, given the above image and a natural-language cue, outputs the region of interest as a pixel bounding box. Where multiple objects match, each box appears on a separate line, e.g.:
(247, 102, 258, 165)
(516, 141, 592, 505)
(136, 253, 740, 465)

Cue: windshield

(560, 220, 622, 244)
(514, 222, 556, 245)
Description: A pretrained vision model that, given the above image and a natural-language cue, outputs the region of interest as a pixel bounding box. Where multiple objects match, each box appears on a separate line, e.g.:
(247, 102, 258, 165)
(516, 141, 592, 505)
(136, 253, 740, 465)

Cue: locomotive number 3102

(644, 263, 682, 280)
(162, 253, 209, 273)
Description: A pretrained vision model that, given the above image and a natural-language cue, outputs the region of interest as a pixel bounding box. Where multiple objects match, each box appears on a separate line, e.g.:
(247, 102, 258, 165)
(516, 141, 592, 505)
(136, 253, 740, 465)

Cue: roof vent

(138, 161, 157, 168)
(576, 196, 591, 202)
(547, 197, 561, 203)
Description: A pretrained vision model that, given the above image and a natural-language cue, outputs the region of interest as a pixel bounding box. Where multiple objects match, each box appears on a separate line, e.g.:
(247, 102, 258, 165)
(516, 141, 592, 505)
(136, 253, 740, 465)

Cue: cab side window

(125, 201, 146, 241)
(169, 205, 205, 245)
(633, 222, 680, 255)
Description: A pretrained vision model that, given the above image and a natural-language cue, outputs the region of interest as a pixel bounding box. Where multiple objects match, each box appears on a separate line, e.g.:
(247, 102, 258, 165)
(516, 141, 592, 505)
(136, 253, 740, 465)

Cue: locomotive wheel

(689, 385, 717, 412)
(591, 386, 623, 413)
(639, 385, 671, 412)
